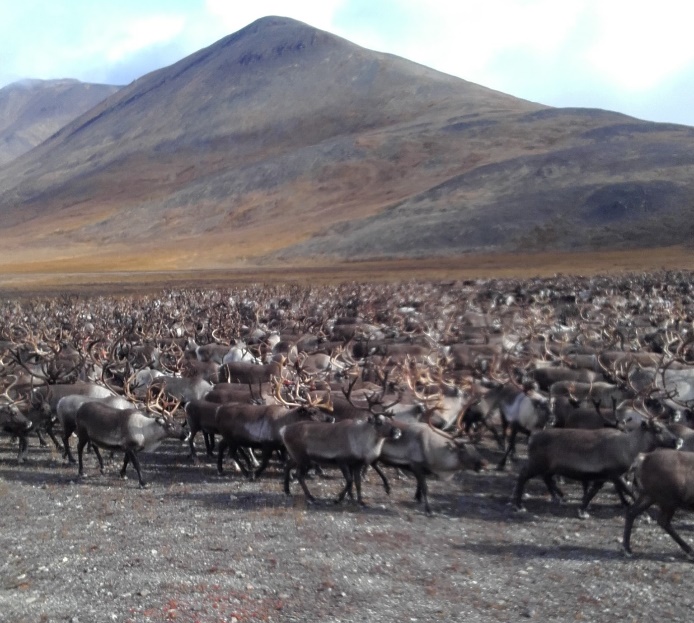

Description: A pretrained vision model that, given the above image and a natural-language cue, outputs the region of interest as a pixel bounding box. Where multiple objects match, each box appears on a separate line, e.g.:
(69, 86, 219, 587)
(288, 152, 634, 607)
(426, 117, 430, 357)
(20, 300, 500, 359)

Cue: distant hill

(0, 79, 120, 166)
(0, 16, 692, 273)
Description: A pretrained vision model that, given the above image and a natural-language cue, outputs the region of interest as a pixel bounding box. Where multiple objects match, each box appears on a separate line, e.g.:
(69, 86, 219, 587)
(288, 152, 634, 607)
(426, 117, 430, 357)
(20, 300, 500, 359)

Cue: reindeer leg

(353, 464, 367, 506)
(46, 425, 62, 451)
(297, 462, 316, 503)
(578, 479, 606, 518)
(233, 445, 252, 477)
(484, 419, 505, 450)
(91, 445, 105, 475)
(216, 438, 229, 475)
(120, 453, 130, 479)
(186, 422, 199, 461)
(370, 462, 391, 495)
(253, 446, 272, 479)
(77, 435, 88, 478)
(127, 450, 147, 488)
(62, 428, 76, 464)
(512, 464, 535, 511)
(497, 425, 518, 471)
(411, 465, 431, 515)
(283, 458, 295, 496)
(203, 431, 216, 455)
(656, 505, 694, 560)
(17, 434, 29, 464)
(612, 476, 635, 506)
(623, 493, 655, 556)
(335, 463, 353, 503)
(245, 447, 261, 468)
(543, 475, 565, 504)
(36, 429, 48, 447)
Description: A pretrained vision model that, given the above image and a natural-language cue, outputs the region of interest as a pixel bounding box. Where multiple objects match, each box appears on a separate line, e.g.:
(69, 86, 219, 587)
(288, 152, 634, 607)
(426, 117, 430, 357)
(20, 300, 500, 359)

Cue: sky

(1, 0, 693, 126)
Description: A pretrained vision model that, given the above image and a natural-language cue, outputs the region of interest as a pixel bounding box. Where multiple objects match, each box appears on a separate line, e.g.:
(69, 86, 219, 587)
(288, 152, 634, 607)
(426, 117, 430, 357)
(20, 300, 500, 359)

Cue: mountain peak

(4, 17, 685, 271)
(202, 14, 340, 62)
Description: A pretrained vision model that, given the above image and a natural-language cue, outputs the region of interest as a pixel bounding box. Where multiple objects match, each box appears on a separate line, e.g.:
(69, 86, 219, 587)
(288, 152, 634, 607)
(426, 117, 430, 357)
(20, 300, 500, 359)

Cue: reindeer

(146, 373, 213, 406)
(183, 398, 250, 467)
(214, 387, 333, 478)
(0, 401, 33, 447)
(529, 365, 601, 392)
(623, 448, 694, 560)
(550, 396, 620, 430)
(56, 393, 133, 463)
(75, 392, 187, 488)
(218, 357, 286, 401)
(204, 382, 267, 405)
(549, 380, 632, 413)
(512, 418, 681, 518)
(463, 380, 551, 470)
(375, 420, 484, 514)
(27, 380, 116, 450)
(280, 414, 401, 506)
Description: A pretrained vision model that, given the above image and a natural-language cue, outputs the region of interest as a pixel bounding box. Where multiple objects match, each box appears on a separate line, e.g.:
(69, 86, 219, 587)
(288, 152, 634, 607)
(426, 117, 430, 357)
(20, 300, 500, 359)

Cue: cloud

(0, 1, 195, 87)
(580, 1, 694, 92)
(0, 0, 693, 125)
(104, 15, 187, 64)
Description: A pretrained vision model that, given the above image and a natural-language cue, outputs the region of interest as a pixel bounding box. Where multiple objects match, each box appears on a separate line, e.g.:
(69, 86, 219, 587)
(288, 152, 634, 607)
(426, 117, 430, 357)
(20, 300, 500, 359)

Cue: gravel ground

(2, 436, 694, 623)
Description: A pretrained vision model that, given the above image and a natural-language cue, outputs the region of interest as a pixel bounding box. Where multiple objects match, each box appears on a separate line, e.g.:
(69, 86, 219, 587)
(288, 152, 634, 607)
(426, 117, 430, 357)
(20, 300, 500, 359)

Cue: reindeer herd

(2, 273, 694, 561)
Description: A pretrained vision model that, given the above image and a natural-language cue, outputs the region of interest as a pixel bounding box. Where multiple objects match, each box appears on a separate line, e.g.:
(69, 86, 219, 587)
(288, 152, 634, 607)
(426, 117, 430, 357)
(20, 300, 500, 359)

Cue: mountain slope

(0, 16, 692, 271)
(0, 79, 120, 166)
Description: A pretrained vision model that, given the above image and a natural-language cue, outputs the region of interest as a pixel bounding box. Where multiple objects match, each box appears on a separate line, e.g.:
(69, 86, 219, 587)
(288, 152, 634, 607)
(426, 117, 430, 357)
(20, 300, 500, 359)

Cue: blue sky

(2, 0, 693, 126)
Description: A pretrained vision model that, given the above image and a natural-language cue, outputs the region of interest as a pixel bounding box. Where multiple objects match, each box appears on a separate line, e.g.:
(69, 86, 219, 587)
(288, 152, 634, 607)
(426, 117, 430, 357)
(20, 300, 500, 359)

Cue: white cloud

(105, 15, 187, 63)
(581, 0, 694, 91)
(1, 0, 693, 125)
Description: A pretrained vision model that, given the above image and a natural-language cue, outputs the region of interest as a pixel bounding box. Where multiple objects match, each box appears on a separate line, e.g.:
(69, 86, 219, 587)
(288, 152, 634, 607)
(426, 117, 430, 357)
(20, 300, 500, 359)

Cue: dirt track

(2, 434, 693, 623)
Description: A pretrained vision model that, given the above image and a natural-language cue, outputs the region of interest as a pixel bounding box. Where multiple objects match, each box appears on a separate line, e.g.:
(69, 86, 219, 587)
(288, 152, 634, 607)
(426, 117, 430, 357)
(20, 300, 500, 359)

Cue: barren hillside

(0, 79, 120, 166)
(0, 16, 692, 274)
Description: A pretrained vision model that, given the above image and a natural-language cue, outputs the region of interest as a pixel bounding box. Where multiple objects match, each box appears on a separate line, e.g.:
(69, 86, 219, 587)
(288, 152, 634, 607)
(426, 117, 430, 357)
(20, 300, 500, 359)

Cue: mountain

(0, 16, 692, 273)
(0, 79, 120, 166)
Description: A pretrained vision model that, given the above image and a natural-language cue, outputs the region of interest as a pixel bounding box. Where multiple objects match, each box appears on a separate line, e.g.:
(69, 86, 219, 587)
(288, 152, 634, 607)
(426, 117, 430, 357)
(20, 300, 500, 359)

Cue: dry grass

(1, 245, 693, 295)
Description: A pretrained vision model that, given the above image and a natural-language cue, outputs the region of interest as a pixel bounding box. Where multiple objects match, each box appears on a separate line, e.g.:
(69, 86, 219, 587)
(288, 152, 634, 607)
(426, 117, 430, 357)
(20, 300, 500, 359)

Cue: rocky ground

(1, 436, 693, 623)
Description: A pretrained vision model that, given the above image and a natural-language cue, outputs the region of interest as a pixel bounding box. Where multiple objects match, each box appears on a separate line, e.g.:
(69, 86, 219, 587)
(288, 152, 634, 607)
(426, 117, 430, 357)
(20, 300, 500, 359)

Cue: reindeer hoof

(622, 546, 633, 558)
(577, 509, 590, 520)
(138, 482, 149, 489)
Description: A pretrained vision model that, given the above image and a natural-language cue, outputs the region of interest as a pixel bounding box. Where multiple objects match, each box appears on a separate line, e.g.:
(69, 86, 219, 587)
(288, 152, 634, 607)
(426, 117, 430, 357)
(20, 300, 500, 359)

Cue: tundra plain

(2, 268, 694, 623)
